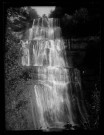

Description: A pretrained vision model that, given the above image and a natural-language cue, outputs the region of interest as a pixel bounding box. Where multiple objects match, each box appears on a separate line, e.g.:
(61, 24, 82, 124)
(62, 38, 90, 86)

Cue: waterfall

(20, 16, 89, 130)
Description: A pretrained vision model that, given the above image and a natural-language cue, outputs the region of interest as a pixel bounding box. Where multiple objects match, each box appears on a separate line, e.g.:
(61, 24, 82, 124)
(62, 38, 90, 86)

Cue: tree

(28, 7, 39, 20)
(7, 7, 39, 33)
(73, 8, 88, 24)
(49, 7, 64, 18)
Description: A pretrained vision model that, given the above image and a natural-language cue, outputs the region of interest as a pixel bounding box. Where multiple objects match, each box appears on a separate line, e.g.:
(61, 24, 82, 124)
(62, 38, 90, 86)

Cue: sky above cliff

(31, 6, 55, 17)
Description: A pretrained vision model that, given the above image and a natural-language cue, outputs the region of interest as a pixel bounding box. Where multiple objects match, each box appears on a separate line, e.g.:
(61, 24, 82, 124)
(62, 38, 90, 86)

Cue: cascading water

(20, 16, 89, 130)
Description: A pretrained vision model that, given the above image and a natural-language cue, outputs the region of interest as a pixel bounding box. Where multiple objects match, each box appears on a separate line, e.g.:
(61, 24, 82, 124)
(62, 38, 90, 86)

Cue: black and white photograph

(4, 1, 101, 132)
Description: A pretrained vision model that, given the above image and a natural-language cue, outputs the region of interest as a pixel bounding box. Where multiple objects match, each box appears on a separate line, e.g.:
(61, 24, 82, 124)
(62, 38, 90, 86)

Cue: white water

(20, 17, 89, 130)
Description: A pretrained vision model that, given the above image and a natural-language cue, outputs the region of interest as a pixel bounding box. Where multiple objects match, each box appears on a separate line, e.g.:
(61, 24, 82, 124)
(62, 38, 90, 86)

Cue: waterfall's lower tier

(33, 66, 87, 130)
(37, 66, 69, 87)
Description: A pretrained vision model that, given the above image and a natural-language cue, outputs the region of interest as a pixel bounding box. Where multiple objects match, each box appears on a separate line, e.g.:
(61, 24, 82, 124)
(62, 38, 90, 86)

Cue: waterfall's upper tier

(33, 18, 60, 28)
(27, 18, 61, 40)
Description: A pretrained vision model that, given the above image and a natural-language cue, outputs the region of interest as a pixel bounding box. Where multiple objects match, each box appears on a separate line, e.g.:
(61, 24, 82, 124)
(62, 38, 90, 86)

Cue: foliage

(49, 7, 64, 18)
(7, 7, 39, 32)
(73, 8, 88, 24)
